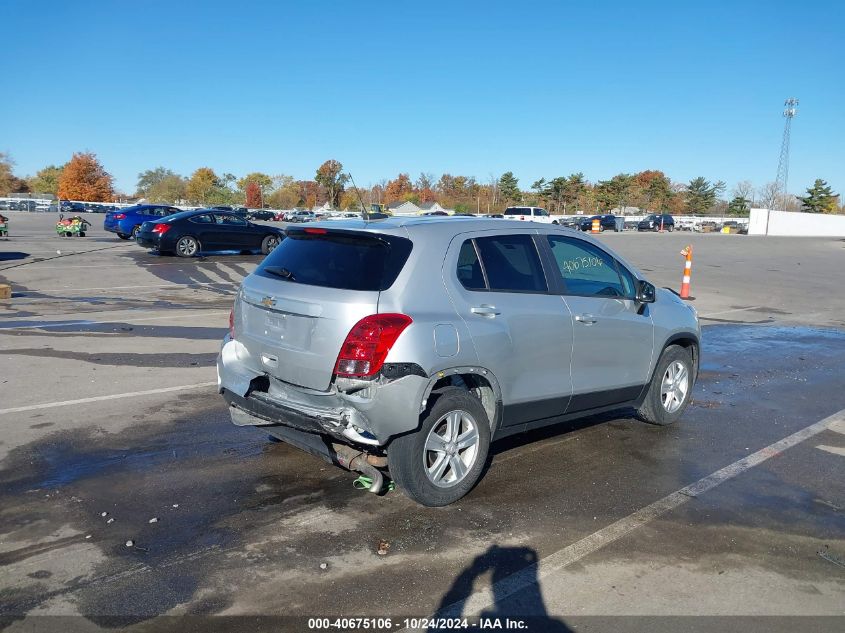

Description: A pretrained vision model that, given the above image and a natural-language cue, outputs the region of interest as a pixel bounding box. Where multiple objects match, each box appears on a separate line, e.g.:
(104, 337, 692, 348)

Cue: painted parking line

(816, 418, 845, 457)
(0, 382, 217, 416)
(32, 281, 238, 293)
(430, 408, 845, 620)
(0, 311, 229, 330)
(14, 261, 256, 270)
(816, 445, 845, 457)
(827, 418, 845, 435)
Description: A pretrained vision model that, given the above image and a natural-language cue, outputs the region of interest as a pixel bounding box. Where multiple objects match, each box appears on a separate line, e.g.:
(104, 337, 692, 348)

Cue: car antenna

(347, 172, 369, 221)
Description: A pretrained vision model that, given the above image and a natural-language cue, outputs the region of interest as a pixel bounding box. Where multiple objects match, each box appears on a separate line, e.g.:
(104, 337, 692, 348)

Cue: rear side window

(456, 240, 486, 290)
(257, 230, 412, 291)
(475, 235, 547, 292)
(189, 214, 213, 224)
(215, 214, 247, 226)
(504, 207, 530, 216)
(547, 235, 631, 298)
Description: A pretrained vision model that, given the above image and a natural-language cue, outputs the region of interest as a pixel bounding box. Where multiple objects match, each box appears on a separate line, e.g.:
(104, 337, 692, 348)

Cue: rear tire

(637, 345, 694, 426)
(261, 234, 280, 255)
(389, 387, 491, 507)
(176, 235, 200, 258)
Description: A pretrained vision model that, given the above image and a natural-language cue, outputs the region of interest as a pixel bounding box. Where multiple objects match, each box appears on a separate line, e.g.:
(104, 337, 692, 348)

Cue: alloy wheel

(661, 360, 689, 413)
(423, 410, 480, 488)
(177, 237, 198, 256)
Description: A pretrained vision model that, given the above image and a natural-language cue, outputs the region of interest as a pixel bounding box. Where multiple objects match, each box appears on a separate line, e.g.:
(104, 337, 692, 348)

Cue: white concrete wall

(748, 208, 845, 237)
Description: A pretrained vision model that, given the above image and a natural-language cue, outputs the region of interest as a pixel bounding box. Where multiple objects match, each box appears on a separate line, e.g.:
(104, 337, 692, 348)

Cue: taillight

(304, 227, 327, 234)
(334, 314, 412, 377)
(152, 223, 171, 234)
(228, 307, 236, 340)
(113, 213, 126, 219)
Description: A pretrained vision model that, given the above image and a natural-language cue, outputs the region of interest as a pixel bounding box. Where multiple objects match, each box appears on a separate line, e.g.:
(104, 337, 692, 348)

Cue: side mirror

(636, 280, 656, 303)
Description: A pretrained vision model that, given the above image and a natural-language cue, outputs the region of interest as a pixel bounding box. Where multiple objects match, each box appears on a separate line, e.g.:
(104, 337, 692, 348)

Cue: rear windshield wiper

(264, 266, 296, 281)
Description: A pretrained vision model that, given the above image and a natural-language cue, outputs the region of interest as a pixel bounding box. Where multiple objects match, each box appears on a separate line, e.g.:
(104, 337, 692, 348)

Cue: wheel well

(663, 336, 699, 378)
(429, 373, 498, 432)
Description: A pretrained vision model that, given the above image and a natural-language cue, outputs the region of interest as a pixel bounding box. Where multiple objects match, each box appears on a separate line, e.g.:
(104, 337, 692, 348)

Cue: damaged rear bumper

(217, 338, 429, 446)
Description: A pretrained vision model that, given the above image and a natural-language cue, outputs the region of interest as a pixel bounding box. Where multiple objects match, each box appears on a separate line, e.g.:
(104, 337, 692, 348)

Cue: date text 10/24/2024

(307, 617, 529, 630)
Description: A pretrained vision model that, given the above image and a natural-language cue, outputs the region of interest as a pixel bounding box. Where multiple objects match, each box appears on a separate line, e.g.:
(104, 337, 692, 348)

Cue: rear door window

(257, 229, 412, 291)
(546, 235, 631, 298)
(475, 234, 547, 292)
(456, 240, 486, 290)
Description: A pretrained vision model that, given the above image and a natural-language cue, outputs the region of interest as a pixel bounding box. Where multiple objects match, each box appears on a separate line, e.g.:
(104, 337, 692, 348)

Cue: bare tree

(732, 180, 755, 206)
(758, 182, 780, 209)
(487, 173, 500, 208)
(780, 194, 801, 212)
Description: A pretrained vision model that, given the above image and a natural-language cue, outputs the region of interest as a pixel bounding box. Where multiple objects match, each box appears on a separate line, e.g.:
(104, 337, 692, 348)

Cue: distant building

(419, 201, 446, 213)
(387, 200, 421, 215)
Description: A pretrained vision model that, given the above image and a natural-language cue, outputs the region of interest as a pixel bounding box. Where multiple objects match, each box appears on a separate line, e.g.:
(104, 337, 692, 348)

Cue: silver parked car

(217, 218, 700, 506)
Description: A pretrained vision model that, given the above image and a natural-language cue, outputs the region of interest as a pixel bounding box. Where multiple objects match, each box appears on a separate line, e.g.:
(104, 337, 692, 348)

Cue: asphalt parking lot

(1, 212, 844, 631)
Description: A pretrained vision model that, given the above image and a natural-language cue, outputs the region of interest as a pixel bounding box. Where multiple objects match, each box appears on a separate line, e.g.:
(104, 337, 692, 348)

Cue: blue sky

(2, 0, 843, 197)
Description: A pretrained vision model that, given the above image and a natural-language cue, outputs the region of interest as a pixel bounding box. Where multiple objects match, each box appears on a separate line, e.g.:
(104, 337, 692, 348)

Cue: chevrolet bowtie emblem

(261, 296, 276, 308)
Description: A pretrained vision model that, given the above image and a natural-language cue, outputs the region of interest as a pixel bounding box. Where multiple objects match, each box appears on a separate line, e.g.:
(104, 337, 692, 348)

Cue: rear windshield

(256, 229, 412, 291)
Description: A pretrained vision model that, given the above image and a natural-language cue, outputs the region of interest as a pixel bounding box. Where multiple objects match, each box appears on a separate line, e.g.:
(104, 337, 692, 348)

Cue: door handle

(471, 305, 501, 317)
(575, 314, 598, 325)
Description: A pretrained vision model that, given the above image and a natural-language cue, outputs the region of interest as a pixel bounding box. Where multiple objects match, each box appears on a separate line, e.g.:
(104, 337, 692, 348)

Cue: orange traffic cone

(679, 245, 692, 299)
(591, 218, 600, 234)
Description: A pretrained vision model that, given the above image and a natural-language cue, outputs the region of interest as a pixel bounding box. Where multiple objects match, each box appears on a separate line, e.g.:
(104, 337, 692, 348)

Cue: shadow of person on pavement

(432, 545, 572, 633)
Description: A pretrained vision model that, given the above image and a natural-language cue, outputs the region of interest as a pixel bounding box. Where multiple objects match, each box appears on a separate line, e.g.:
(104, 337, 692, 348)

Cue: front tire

(637, 345, 694, 425)
(131, 225, 141, 238)
(389, 387, 491, 506)
(176, 235, 200, 258)
(261, 234, 280, 255)
(117, 233, 130, 240)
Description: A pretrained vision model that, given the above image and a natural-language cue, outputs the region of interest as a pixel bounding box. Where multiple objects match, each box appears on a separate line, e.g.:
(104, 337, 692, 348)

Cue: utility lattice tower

(775, 98, 798, 197)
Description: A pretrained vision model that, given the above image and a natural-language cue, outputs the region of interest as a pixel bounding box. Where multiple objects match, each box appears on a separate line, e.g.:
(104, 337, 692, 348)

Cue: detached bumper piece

(222, 386, 379, 446)
(222, 388, 386, 493)
(223, 388, 335, 435)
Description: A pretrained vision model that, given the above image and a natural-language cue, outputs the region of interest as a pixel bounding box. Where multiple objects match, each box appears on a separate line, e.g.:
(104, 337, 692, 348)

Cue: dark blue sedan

(104, 204, 181, 239)
(135, 209, 284, 257)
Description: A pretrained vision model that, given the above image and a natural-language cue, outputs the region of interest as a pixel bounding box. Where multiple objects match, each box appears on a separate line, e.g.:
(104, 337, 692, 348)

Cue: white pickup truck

(503, 206, 559, 224)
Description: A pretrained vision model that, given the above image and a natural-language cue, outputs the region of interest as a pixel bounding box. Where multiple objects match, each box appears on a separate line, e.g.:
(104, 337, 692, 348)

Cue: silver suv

(217, 218, 700, 506)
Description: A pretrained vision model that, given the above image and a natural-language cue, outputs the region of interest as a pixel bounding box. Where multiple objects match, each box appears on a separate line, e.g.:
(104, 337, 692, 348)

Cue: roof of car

(304, 215, 579, 235)
(297, 216, 643, 277)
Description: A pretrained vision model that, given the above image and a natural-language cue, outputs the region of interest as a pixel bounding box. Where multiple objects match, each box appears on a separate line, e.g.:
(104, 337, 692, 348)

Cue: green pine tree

(498, 171, 521, 204)
(797, 179, 839, 213)
(726, 196, 750, 216)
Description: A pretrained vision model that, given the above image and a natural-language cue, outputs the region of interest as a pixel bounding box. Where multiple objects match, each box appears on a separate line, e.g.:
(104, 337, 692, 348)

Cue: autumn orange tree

(245, 181, 262, 208)
(384, 173, 413, 203)
(57, 152, 114, 201)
